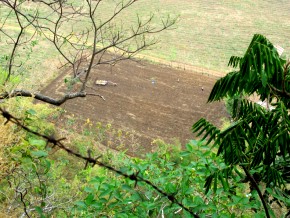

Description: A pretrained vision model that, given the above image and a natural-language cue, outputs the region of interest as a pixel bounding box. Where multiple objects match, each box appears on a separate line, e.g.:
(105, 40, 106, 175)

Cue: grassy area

(133, 0, 290, 72)
(1, 0, 289, 81)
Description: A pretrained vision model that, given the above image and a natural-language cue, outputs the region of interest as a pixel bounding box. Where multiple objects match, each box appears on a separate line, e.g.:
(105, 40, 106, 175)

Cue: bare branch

(0, 89, 86, 106)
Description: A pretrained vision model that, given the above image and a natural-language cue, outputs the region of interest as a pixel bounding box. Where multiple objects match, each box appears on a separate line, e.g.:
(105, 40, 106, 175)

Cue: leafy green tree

(193, 34, 290, 217)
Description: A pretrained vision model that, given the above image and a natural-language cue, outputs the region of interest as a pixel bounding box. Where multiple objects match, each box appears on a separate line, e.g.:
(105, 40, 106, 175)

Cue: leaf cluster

(193, 34, 290, 216)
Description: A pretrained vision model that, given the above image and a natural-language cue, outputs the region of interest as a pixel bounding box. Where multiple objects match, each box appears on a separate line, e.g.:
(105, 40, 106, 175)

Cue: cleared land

(42, 59, 227, 155)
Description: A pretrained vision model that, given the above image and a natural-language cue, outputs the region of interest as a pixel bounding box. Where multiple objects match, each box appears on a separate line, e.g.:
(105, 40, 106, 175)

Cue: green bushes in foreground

(0, 118, 266, 217)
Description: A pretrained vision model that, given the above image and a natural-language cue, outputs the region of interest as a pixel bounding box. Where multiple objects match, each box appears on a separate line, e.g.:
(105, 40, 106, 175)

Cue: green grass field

(1, 0, 290, 79)
(132, 0, 290, 72)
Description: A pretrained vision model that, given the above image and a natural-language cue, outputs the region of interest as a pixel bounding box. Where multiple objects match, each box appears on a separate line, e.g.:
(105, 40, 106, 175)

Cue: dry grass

(0, 117, 15, 176)
(0, 118, 14, 146)
(0, 212, 17, 218)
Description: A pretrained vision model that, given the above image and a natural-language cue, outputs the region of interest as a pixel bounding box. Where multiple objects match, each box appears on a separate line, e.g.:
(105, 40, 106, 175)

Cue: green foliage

(2, 116, 267, 218)
(64, 76, 81, 91)
(193, 34, 290, 216)
(0, 68, 21, 90)
(0, 102, 77, 217)
(72, 140, 263, 217)
(208, 34, 287, 103)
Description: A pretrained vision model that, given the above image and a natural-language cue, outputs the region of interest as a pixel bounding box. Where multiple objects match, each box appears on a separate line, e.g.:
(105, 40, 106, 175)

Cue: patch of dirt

(42, 59, 228, 155)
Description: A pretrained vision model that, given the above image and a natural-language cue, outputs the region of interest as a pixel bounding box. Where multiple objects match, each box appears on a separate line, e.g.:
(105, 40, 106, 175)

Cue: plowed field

(42, 60, 228, 155)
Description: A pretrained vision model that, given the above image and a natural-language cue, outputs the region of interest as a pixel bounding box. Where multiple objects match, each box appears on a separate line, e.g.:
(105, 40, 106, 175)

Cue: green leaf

(85, 193, 95, 205)
(31, 150, 48, 158)
(146, 203, 157, 210)
(90, 176, 105, 184)
(75, 201, 87, 209)
(43, 160, 51, 173)
(99, 188, 113, 198)
(84, 187, 94, 193)
(26, 109, 37, 115)
(194, 196, 204, 205)
(165, 183, 176, 193)
(183, 210, 193, 218)
(186, 143, 193, 152)
(121, 184, 132, 191)
(213, 173, 217, 193)
(34, 206, 45, 218)
(218, 174, 229, 191)
(183, 198, 196, 208)
(254, 211, 266, 218)
(116, 214, 129, 218)
(180, 151, 191, 157)
(35, 206, 42, 214)
(261, 70, 267, 87)
(28, 138, 46, 147)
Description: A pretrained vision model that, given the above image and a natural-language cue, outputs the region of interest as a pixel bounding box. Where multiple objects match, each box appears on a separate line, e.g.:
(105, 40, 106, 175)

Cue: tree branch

(0, 89, 87, 106)
(242, 165, 270, 218)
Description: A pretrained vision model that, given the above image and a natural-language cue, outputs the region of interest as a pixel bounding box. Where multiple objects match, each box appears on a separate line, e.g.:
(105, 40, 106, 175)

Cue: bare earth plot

(42, 60, 228, 155)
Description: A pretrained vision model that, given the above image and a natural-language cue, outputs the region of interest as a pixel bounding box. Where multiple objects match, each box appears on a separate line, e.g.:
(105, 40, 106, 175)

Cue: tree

(193, 34, 290, 217)
(0, 0, 176, 105)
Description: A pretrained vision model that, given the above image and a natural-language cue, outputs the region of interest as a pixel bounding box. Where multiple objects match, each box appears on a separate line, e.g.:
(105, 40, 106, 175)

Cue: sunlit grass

(1, 0, 289, 79)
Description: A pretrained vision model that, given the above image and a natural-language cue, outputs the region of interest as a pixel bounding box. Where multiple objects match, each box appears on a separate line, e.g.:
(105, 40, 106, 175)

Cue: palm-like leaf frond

(193, 34, 290, 204)
(208, 34, 284, 103)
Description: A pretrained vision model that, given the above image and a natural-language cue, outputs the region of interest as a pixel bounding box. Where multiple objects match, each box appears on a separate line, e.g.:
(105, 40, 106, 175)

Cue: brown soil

(42, 59, 228, 155)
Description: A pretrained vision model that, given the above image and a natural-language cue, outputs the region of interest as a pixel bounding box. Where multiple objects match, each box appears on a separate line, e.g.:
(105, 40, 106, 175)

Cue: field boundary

(138, 54, 226, 78)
